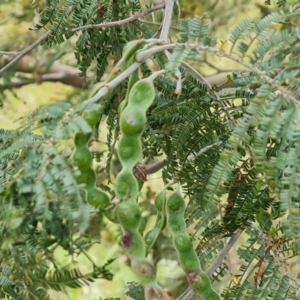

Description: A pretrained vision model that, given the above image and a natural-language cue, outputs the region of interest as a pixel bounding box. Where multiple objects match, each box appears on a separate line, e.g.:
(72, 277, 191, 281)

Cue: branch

(85, 62, 142, 105)
(177, 228, 243, 300)
(142, 141, 223, 181)
(137, 43, 300, 109)
(72, 3, 165, 32)
(145, 160, 166, 175)
(186, 141, 222, 161)
(0, 31, 51, 78)
(0, 51, 19, 56)
(0, 55, 87, 89)
(159, 0, 174, 42)
(0, 4, 165, 78)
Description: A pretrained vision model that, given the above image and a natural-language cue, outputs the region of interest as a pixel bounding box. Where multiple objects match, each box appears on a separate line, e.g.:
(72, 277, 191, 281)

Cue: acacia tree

(0, 0, 300, 299)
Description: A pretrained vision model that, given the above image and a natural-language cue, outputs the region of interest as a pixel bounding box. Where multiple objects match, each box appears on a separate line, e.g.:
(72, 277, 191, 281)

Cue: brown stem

(145, 160, 166, 175)
(0, 31, 51, 77)
(0, 4, 165, 78)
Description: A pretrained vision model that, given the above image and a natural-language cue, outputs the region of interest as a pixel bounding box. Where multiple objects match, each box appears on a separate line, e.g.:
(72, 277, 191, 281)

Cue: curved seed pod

(87, 186, 110, 208)
(145, 190, 167, 250)
(118, 69, 140, 117)
(116, 73, 166, 296)
(166, 190, 186, 234)
(155, 189, 166, 212)
(122, 230, 146, 259)
(138, 216, 146, 235)
(75, 168, 96, 189)
(72, 106, 110, 209)
(72, 146, 93, 170)
(120, 107, 146, 136)
(105, 39, 162, 85)
(117, 201, 141, 231)
(117, 135, 142, 168)
(115, 169, 139, 201)
(83, 110, 101, 128)
(128, 78, 156, 108)
(131, 259, 157, 284)
(74, 132, 91, 147)
(117, 39, 163, 117)
(166, 188, 221, 300)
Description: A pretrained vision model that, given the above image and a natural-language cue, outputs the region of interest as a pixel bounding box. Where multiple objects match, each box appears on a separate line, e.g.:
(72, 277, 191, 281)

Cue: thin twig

(85, 62, 141, 105)
(0, 51, 19, 56)
(137, 43, 300, 109)
(72, 3, 165, 32)
(0, 31, 51, 77)
(143, 141, 223, 176)
(251, 224, 300, 298)
(145, 160, 166, 175)
(182, 61, 236, 126)
(196, 45, 300, 108)
(0, 4, 164, 78)
(139, 19, 180, 32)
(204, 54, 242, 73)
(187, 141, 222, 161)
(159, 0, 174, 42)
(177, 229, 243, 300)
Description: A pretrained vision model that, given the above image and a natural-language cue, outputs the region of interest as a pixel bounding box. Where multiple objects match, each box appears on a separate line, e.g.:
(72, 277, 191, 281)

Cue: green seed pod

(72, 146, 93, 170)
(120, 107, 146, 136)
(166, 213, 185, 234)
(131, 259, 157, 284)
(83, 110, 101, 128)
(115, 169, 139, 201)
(74, 132, 91, 147)
(118, 135, 142, 168)
(177, 248, 201, 272)
(166, 189, 187, 234)
(173, 233, 193, 253)
(117, 201, 141, 231)
(192, 272, 212, 292)
(128, 79, 156, 108)
(118, 100, 127, 117)
(122, 230, 146, 259)
(145, 229, 157, 247)
(138, 178, 144, 191)
(115, 73, 164, 292)
(138, 216, 146, 235)
(75, 168, 96, 189)
(155, 189, 166, 212)
(192, 272, 220, 299)
(166, 190, 185, 212)
(87, 187, 110, 208)
(166, 188, 221, 300)
(145, 189, 167, 250)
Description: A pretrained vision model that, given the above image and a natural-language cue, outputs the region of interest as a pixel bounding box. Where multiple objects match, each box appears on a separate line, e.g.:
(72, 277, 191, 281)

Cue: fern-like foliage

(144, 8, 300, 299)
(36, 0, 154, 80)
(3, 0, 300, 299)
(0, 100, 114, 299)
(222, 227, 299, 299)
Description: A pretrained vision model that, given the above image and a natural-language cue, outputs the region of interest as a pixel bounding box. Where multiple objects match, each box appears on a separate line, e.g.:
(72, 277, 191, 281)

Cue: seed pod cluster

(116, 74, 168, 299)
(72, 109, 110, 209)
(166, 188, 221, 300)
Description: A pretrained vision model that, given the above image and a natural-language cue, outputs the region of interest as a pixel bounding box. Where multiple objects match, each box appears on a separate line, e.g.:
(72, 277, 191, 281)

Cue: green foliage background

(1, 0, 300, 299)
